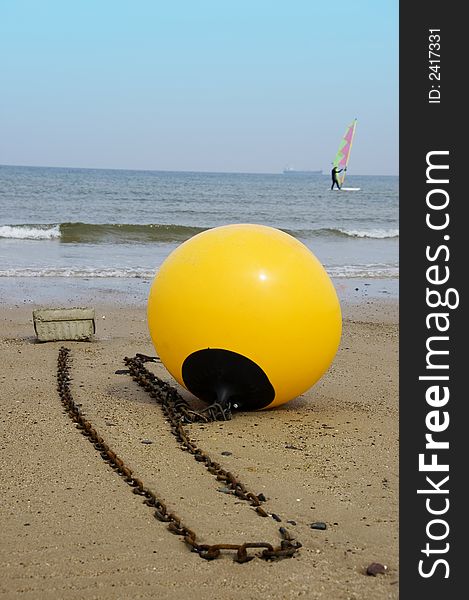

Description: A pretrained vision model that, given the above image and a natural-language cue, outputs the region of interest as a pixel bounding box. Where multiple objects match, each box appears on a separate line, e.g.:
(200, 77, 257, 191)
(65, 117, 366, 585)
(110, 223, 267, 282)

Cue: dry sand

(0, 296, 398, 599)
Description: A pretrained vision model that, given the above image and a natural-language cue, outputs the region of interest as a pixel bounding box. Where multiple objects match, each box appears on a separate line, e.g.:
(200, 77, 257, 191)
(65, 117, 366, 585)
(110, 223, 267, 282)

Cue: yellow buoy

(147, 224, 341, 410)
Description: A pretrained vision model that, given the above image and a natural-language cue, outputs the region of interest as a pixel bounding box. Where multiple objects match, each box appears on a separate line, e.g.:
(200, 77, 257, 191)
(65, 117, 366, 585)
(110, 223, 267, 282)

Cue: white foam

(0, 267, 154, 278)
(0, 224, 61, 240)
(338, 228, 399, 239)
(0, 265, 398, 279)
(326, 265, 399, 278)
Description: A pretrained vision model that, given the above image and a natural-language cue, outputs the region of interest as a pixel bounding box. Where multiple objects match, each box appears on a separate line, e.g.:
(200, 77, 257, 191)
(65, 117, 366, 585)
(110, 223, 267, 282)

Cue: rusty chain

(57, 347, 301, 562)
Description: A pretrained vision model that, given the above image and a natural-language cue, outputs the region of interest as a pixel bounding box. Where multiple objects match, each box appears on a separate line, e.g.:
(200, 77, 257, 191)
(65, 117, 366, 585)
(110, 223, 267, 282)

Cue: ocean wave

(0, 267, 155, 278)
(335, 227, 399, 239)
(289, 227, 399, 239)
(326, 265, 399, 278)
(0, 222, 399, 243)
(0, 222, 206, 243)
(0, 264, 398, 279)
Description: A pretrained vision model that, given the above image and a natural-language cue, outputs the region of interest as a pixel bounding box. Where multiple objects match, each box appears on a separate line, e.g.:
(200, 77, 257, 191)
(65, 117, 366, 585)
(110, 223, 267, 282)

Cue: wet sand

(0, 289, 398, 599)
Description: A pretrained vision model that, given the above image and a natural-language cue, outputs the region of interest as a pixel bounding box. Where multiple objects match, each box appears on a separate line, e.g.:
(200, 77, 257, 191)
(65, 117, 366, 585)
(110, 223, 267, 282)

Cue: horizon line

(0, 162, 399, 178)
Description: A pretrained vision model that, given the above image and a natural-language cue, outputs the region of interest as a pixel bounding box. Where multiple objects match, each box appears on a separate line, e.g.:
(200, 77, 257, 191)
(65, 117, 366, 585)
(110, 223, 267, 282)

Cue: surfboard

(330, 187, 361, 191)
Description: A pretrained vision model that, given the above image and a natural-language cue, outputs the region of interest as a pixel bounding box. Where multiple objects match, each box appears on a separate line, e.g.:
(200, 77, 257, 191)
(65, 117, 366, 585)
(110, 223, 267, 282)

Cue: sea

(0, 165, 398, 305)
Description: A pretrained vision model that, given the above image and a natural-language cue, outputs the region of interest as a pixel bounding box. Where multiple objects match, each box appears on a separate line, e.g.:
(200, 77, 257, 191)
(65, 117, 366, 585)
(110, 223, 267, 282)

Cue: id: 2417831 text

(428, 29, 441, 104)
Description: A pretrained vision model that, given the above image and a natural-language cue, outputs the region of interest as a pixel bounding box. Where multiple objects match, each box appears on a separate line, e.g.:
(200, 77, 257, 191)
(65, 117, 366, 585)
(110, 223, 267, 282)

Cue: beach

(0, 283, 398, 600)
(1, 165, 399, 598)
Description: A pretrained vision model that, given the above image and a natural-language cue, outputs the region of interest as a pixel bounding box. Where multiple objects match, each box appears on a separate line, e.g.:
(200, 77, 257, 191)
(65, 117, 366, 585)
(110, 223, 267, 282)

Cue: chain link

(57, 347, 301, 562)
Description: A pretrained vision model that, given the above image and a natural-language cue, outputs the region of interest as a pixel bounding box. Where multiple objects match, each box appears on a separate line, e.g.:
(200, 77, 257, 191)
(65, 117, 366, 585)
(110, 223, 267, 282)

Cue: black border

(400, 2, 465, 595)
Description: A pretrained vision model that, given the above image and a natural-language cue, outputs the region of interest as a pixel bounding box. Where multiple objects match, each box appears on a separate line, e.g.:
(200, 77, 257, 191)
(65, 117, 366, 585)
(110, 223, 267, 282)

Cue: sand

(0, 291, 398, 599)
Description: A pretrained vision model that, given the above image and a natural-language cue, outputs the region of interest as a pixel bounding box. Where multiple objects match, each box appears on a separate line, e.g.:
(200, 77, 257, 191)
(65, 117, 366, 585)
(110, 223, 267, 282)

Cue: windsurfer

(331, 165, 346, 190)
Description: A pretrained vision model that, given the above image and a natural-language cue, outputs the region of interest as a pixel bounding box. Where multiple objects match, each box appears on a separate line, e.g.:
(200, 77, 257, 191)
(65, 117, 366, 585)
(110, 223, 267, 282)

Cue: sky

(0, 1, 398, 175)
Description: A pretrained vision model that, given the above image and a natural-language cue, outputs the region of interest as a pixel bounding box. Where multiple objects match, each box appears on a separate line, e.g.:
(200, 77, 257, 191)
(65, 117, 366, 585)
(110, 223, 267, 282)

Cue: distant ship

(282, 166, 322, 175)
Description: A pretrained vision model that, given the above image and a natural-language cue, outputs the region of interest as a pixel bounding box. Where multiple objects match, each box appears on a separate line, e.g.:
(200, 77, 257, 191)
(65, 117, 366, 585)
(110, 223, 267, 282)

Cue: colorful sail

(333, 119, 357, 186)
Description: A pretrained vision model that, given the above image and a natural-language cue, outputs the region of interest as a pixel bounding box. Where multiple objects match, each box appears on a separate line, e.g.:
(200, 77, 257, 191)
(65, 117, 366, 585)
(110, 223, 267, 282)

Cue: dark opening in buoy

(182, 348, 275, 411)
